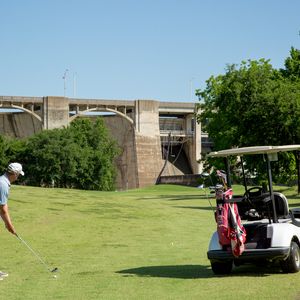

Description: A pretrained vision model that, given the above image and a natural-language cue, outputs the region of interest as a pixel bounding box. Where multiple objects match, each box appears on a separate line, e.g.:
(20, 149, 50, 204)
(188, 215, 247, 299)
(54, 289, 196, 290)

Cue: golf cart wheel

(280, 241, 300, 273)
(211, 261, 233, 275)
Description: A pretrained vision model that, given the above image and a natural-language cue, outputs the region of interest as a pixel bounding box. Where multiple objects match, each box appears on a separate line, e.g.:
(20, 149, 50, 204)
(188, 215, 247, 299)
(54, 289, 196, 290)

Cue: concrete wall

(134, 134, 164, 187)
(0, 113, 42, 138)
(103, 116, 138, 190)
(104, 111, 164, 189)
(159, 174, 202, 187)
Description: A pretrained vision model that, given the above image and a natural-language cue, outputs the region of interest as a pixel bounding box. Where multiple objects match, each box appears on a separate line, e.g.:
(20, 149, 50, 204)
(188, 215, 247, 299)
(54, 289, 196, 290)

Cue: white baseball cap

(7, 163, 24, 176)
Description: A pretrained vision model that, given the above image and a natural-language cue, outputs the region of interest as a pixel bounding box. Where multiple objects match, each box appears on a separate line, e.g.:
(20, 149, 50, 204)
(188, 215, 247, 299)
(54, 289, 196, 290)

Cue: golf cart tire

(211, 261, 233, 275)
(280, 241, 300, 273)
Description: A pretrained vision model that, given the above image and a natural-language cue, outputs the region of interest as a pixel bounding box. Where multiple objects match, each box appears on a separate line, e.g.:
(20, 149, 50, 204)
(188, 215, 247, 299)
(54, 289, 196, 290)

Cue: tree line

(196, 47, 300, 186)
(0, 118, 120, 191)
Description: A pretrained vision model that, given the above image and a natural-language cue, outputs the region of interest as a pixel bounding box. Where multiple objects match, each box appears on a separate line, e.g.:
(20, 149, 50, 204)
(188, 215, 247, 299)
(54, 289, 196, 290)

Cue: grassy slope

(0, 184, 299, 299)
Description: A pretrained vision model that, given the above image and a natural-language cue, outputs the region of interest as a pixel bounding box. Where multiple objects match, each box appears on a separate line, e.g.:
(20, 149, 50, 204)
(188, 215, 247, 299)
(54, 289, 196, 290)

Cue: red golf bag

(215, 171, 246, 257)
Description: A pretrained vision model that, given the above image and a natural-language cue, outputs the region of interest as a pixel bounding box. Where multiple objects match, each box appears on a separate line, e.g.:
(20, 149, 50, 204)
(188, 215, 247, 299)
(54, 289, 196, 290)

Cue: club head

(201, 172, 210, 177)
(51, 267, 58, 273)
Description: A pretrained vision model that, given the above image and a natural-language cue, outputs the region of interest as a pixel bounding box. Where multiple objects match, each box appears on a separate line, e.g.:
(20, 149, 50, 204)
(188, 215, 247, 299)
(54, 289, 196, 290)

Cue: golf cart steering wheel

(244, 186, 264, 204)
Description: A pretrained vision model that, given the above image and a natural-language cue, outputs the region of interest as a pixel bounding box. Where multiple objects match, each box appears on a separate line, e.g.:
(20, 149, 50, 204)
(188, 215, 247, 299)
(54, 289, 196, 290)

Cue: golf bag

(215, 171, 246, 257)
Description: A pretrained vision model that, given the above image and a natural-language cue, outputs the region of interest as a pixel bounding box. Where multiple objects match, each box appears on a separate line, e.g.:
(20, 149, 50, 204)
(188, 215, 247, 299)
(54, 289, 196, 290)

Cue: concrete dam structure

(0, 96, 203, 189)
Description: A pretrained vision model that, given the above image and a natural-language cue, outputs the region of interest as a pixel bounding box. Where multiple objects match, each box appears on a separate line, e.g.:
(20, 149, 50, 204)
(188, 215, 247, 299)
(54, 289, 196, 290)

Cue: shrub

(20, 117, 120, 191)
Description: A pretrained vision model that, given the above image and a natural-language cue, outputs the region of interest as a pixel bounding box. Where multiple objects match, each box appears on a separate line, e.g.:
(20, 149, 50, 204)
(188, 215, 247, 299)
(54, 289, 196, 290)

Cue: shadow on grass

(117, 264, 276, 279)
(139, 194, 211, 201)
(117, 265, 212, 279)
(12, 199, 30, 204)
(175, 205, 213, 211)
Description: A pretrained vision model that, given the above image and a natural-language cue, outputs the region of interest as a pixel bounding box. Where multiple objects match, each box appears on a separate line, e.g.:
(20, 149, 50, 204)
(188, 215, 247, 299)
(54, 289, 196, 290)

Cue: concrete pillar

(185, 112, 201, 174)
(193, 113, 202, 174)
(135, 100, 160, 136)
(134, 100, 163, 187)
(43, 97, 69, 129)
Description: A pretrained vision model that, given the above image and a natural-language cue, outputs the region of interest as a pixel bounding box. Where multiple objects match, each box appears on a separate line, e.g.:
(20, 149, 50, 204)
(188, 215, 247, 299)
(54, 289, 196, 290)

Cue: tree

(281, 47, 300, 80)
(0, 135, 27, 174)
(281, 47, 300, 192)
(22, 117, 120, 191)
(196, 53, 300, 186)
(197, 59, 286, 147)
(69, 118, 120, 190)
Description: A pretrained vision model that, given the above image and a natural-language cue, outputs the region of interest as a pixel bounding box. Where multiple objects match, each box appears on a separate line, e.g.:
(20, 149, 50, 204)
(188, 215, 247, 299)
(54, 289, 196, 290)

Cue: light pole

(189, 77, 195, 101)
(73, 72, 77, 97)
(62, 69, 69, 97)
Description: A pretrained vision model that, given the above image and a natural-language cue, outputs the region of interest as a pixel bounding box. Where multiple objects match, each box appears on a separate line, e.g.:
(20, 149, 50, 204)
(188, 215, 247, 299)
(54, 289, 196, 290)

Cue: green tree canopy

(21, 117, 120, 191)
(197, 59, 300, 149)
(281, 47, 300, 80)
(196, 48, 300, 185)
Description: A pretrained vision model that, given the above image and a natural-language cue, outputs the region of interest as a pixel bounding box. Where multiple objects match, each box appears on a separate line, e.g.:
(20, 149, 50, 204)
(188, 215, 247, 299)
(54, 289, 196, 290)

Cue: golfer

(0, 162, 24, 279)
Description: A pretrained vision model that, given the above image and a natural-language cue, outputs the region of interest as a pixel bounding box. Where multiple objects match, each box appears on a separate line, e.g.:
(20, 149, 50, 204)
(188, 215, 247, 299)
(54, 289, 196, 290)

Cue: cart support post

(240, 156, 248, 192)
(224, 157, 231, 188)
(266, 154, 278, 223)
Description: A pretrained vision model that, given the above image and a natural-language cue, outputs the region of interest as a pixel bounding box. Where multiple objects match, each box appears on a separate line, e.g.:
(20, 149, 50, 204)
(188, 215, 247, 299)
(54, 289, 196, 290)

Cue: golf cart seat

(273, 192, 289, 218)
(258, 192, 289, 219)
(238, 191, 289, 220)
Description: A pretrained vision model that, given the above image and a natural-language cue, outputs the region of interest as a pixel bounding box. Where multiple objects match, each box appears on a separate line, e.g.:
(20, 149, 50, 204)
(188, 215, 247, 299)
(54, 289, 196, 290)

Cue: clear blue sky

(1, 0, 299, 102)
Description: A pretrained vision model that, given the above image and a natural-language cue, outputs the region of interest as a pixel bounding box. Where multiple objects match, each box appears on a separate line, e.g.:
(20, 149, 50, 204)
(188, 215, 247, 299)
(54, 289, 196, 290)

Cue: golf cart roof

(207, 145, 300, 158)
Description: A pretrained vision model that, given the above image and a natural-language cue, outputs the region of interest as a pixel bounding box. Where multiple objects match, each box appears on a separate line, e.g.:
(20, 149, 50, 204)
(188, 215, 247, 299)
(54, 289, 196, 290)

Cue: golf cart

(206, 145, 300, 274)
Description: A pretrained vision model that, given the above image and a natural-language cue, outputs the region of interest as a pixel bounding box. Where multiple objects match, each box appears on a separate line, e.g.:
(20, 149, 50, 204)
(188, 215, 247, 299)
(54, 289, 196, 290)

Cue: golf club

(201, 172, 215, 213)
(15, 233, 58, 274)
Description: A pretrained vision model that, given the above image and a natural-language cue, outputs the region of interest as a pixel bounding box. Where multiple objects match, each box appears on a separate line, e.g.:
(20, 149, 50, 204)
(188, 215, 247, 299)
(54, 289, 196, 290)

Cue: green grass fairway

(0, 184, 300, 299)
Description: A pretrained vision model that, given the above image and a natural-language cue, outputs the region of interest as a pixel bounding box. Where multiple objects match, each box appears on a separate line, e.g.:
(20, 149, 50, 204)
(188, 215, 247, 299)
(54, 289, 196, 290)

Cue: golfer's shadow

(117, 264, 213, 279)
